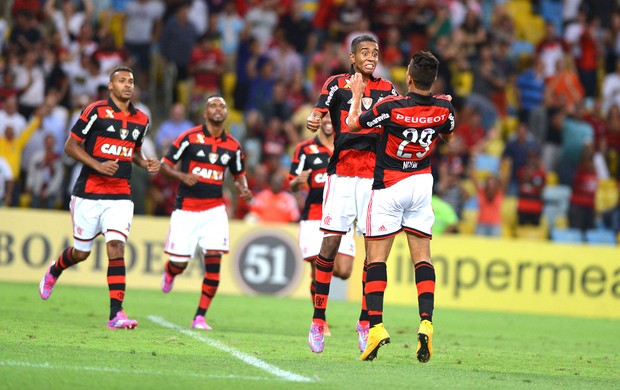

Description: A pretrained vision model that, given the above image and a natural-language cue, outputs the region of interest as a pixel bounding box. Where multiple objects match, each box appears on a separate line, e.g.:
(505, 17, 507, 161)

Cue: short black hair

(351, 35, 378, 54)
(205, 94, 225, 105)
(408, 51, 439, 91)
(109, 66, 134, 82)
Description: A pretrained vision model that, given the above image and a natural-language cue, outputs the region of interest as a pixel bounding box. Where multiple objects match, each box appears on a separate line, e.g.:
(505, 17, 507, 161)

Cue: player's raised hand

(235, 181, 253, 202)
(181, 172, 199, 186)
(97, 159, 119, 176)
(145, 157, 160, 173)
(350, 72, 364, 97)
(306, 112, 321, 133)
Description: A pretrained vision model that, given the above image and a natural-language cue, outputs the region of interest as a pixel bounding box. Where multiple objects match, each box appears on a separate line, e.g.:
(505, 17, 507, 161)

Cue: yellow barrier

(0, 209, 310, 298)
(346, 234, 620, 319)
(1, 209, 619, 319)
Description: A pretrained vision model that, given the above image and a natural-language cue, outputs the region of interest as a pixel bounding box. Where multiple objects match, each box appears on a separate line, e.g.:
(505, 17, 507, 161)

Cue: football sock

(196, 254, 221, 317)
(415, 261, 435, 322)
(310, 279, 316, 305)
(50, 247, 76, 277)
(312, 254, 334, 321)
(365, 262, 387, 327)
(107, 257, 126, 319)
(165, 260, 185, 277)
(358, 258, 369, 324)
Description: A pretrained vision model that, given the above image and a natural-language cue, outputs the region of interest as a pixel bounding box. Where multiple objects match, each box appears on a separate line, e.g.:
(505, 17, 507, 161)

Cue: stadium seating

(584, 229, 618, 245)
(542, 185, 571, 229)
(550, 228, 583, 243)
(515, 224, 548, 241)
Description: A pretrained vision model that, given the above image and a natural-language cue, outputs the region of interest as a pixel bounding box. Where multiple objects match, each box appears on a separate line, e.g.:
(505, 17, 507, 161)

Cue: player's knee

(72, 248, 90, 262)
(106, 240, 125, 258)
(320, 236, 341, 257)
(334, 269, 352, 280)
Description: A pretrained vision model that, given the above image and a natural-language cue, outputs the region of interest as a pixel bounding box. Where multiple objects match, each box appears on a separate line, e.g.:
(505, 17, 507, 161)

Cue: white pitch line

(148, 315, 314, 383)
(0, 360, 268, 381)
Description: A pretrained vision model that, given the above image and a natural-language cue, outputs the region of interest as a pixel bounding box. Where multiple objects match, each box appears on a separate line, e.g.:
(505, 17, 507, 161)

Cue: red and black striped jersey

(71, 99, 149, 200)
(288, 136, 332, 220)
(357, 92, 455, 189)
(162, 124, 246, 212)
(314, 71, 397, 178)
(517, 166, 546, 213)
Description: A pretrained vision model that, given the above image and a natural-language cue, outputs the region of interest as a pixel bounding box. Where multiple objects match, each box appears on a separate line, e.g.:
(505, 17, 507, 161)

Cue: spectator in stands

(568, 145, 599, 233)
(12, 49, 46, 119)
(155, 103, 193, 153)
(545, 54, 585, 113)
(0, 112, 42, 205)
(244, 0, 279, 50)
(516, 149, 546, 226)
(602, 58, 620, 114)
(0, 156, 14, 206)
(26, 133, 63, 209)
(0, 95, 27, 137)
(217, 2, 245, 71)
(189, 32, 225, 106)
(44, 0, 94, 50)
(535, 20, 568, 79)
(559, 103, 594, 186)
(470, 167, 508, 238)
(515, 55, 546, 124)
(501, 122, 539, 195)
(122, 0, 165, 90)
(248, 173, 299, 223)
(431, 194, 459, 235)
(7, 9, 43, 56)
(159, 2, 197, 94)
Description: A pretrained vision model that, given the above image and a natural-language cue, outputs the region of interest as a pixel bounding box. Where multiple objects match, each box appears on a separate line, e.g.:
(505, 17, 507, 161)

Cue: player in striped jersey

(348, 51, 455, 362)
(38, 66, 160, 329)
(159, 95, 252, 330)
(289, 115, 356, 337)
(306, 34, 398, 354)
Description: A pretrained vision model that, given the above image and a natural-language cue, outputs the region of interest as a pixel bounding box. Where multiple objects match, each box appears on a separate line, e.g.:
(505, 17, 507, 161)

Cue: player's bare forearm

(234, 176, 253, 202)
(346, 73, 364, 132)
(440, 133, 453, 143)
(306, 109, 325, 133)
(133, 152, 160, 173)
(64, 136, 115, 175)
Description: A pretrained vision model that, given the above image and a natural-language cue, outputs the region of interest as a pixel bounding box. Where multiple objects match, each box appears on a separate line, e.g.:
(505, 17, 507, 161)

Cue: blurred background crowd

(1, 0, 619, 245)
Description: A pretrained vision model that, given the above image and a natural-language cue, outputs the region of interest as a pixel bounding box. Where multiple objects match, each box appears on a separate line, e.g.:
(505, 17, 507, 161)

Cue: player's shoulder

(431, 95, 454, 109)
(81, 99, 109, 115)
(371, 76, 398, 91)
(132, 106, 150, 122)
(177, 124, 203, 140)
(224, 132, 243, 148)
(296, 137, 317, 150)
(323, 72, 350, 87)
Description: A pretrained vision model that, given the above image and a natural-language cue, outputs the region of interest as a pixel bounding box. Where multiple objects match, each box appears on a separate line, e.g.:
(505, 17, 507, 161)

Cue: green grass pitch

(1, 281, 618, 389)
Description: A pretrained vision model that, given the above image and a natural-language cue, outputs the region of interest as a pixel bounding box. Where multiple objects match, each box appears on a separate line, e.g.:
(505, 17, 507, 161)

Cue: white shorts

(298, 219, 356, 260)
(70, 196, 134, 251)
(366, 174, 435, 239)
(320, 174, 372, 235)
(164, 206, 229, 261)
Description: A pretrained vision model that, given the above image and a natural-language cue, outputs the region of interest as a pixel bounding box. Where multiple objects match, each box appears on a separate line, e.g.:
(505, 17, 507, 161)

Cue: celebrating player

(39, 66, 160, 329)
(290, 114, 356, 336)
(159, 95, 252, 330)
(306, 35, 398, 354)
(347, 51, 455, 362)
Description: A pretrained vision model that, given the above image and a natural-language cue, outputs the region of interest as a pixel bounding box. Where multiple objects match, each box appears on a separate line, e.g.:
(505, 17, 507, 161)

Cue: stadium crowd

(1, 0, 619, 244)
